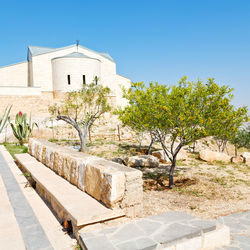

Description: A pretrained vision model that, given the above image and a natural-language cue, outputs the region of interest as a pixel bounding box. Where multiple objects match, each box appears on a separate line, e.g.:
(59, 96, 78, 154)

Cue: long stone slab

(15, 153, 125, 229)
(79, 211, 230, 250)
(28, 138, 143, 215)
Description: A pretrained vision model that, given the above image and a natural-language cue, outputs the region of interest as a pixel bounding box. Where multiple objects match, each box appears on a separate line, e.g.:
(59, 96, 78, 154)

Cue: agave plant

(0, 105, 12, 133)
(9, 111, 37, 145)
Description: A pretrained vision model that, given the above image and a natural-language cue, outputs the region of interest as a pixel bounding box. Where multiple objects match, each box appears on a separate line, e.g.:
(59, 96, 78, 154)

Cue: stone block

(62, 155, 72, 182)
(28, 138, 143, 211)
(85, 161, 126, 208)
(70, 158, 79, 186)
(203, 225, 230, 249)
(175, 236, 202, 250)
(77, 160, 86, 191)
(199, 150, 231, 163)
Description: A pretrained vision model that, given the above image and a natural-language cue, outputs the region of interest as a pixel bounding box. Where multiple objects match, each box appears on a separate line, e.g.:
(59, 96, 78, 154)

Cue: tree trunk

(74, 123, 87, 152)
(147, 138, 154, 155)
(235, 146, 237, 156)
(169, 157, 176, 188)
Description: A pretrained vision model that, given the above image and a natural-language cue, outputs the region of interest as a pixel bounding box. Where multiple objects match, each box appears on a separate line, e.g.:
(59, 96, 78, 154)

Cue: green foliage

(230, 125, 250, 154)
(49, 82, 111, 152)
(3, 143, 28, 159)
(0, 105, 12, 133)
(205, 90, 249, 152)
(9, 112, 36, 145)
(116, 77, 248, 187)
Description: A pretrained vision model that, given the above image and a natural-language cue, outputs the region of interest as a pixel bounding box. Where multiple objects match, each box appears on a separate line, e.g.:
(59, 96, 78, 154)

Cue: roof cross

(76, 40, 80, 51)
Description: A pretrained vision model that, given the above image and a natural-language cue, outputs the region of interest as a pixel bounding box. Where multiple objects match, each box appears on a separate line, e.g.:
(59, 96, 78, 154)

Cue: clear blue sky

(0, 0, 249, 108)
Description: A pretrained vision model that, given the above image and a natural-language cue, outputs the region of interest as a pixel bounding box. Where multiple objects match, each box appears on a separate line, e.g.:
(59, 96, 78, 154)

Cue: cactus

(0, 106, 12, 133)
(9, 112, 37, 145)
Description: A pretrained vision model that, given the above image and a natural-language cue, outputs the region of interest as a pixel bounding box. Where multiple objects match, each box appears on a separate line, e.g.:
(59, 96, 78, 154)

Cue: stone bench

(15, 153, 125, 235)
(28, 138, 143, 216)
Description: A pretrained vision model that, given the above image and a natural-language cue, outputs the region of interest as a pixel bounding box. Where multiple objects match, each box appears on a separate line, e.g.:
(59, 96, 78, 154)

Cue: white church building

(0, 44, 130, 110)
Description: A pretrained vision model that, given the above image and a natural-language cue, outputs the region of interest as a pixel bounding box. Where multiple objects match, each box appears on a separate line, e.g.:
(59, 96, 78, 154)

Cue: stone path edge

(0, 149, 53, 250)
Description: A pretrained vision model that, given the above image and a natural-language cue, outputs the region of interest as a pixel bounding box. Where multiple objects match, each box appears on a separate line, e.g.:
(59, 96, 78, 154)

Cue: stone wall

(28, 138, 143, 215)
(0, 92, 55, 119)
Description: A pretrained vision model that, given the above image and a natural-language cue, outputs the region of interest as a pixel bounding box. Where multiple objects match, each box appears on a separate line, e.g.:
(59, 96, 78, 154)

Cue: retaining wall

(28, 138, 143, 215)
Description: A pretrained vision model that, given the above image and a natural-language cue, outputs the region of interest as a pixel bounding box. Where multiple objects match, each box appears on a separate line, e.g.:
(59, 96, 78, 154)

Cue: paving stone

(232, 235, 250, 246)
(153, 223, 201, 247)
(136, 237, 158, 250)
(100, 227, 119, 235)
(238, 243, 250, 250)
(83, 235, 116, 250)
(80, 232, 95, 239)
(222, 246, 241, 250)
(223, 223, 247, 234)
(245, 213, 250, 220)
(148, 211, 195, 224)
(217, 211, 250, 250)
(109, 223, 145, 244)
(136, 219, 162, 235)
(23, 223, 53, 250)
(228, 212, 247, 219)
(188, 219, 217, 233)
(116, 241, 138, 250)
(239, 219, 250, 226)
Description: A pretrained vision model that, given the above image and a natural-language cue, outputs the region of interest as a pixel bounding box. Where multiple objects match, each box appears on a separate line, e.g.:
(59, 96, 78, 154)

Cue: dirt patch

(48, 135, 250, 220)
(140, 159, 250, 219)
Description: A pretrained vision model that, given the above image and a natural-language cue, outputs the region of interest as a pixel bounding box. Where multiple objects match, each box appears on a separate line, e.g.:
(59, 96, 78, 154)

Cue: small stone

(241, 152, 250, 165)
(111, 157, 126, 165)
(127, 155, 159, 168)
(231, 156, 244, 164)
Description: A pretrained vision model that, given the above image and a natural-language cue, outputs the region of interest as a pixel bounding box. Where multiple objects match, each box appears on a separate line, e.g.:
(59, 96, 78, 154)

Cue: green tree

(117, 77, 246, 187)
(49, 83, 111, 152)
(230, 125, 250, 155)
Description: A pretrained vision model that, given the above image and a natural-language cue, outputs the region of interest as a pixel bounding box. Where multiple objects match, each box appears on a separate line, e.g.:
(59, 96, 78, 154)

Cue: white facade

(0, 44, 130, 107)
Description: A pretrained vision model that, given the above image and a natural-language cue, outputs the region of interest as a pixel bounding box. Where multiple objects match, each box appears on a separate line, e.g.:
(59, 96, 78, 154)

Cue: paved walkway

(217, 211, 250, 250)
(0, 146, 74, 250)
(0, 151, 53, 250)
(79, 211, 229, 249)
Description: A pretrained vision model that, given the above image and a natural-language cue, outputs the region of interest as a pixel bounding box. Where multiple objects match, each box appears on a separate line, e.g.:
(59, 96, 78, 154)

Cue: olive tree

(49, 83, 111, 152)
(117, 77, 245, 187)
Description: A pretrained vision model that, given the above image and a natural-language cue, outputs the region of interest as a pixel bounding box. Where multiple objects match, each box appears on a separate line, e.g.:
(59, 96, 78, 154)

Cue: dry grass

(141, 158, 250, 219)
(50, 136, 250, 220)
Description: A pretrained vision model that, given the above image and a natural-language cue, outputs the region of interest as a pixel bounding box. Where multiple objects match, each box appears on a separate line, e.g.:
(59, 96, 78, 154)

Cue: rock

(152, 149, 189, 163)
(112, 157, 126, 165)
(240, 152, 250, 165)
(127, 155, 159, 168)
(199, 150, 231, 163)
(231, 156, 244, 164)
(177, 150, 189, 161)
(152, 150, 168, 163)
